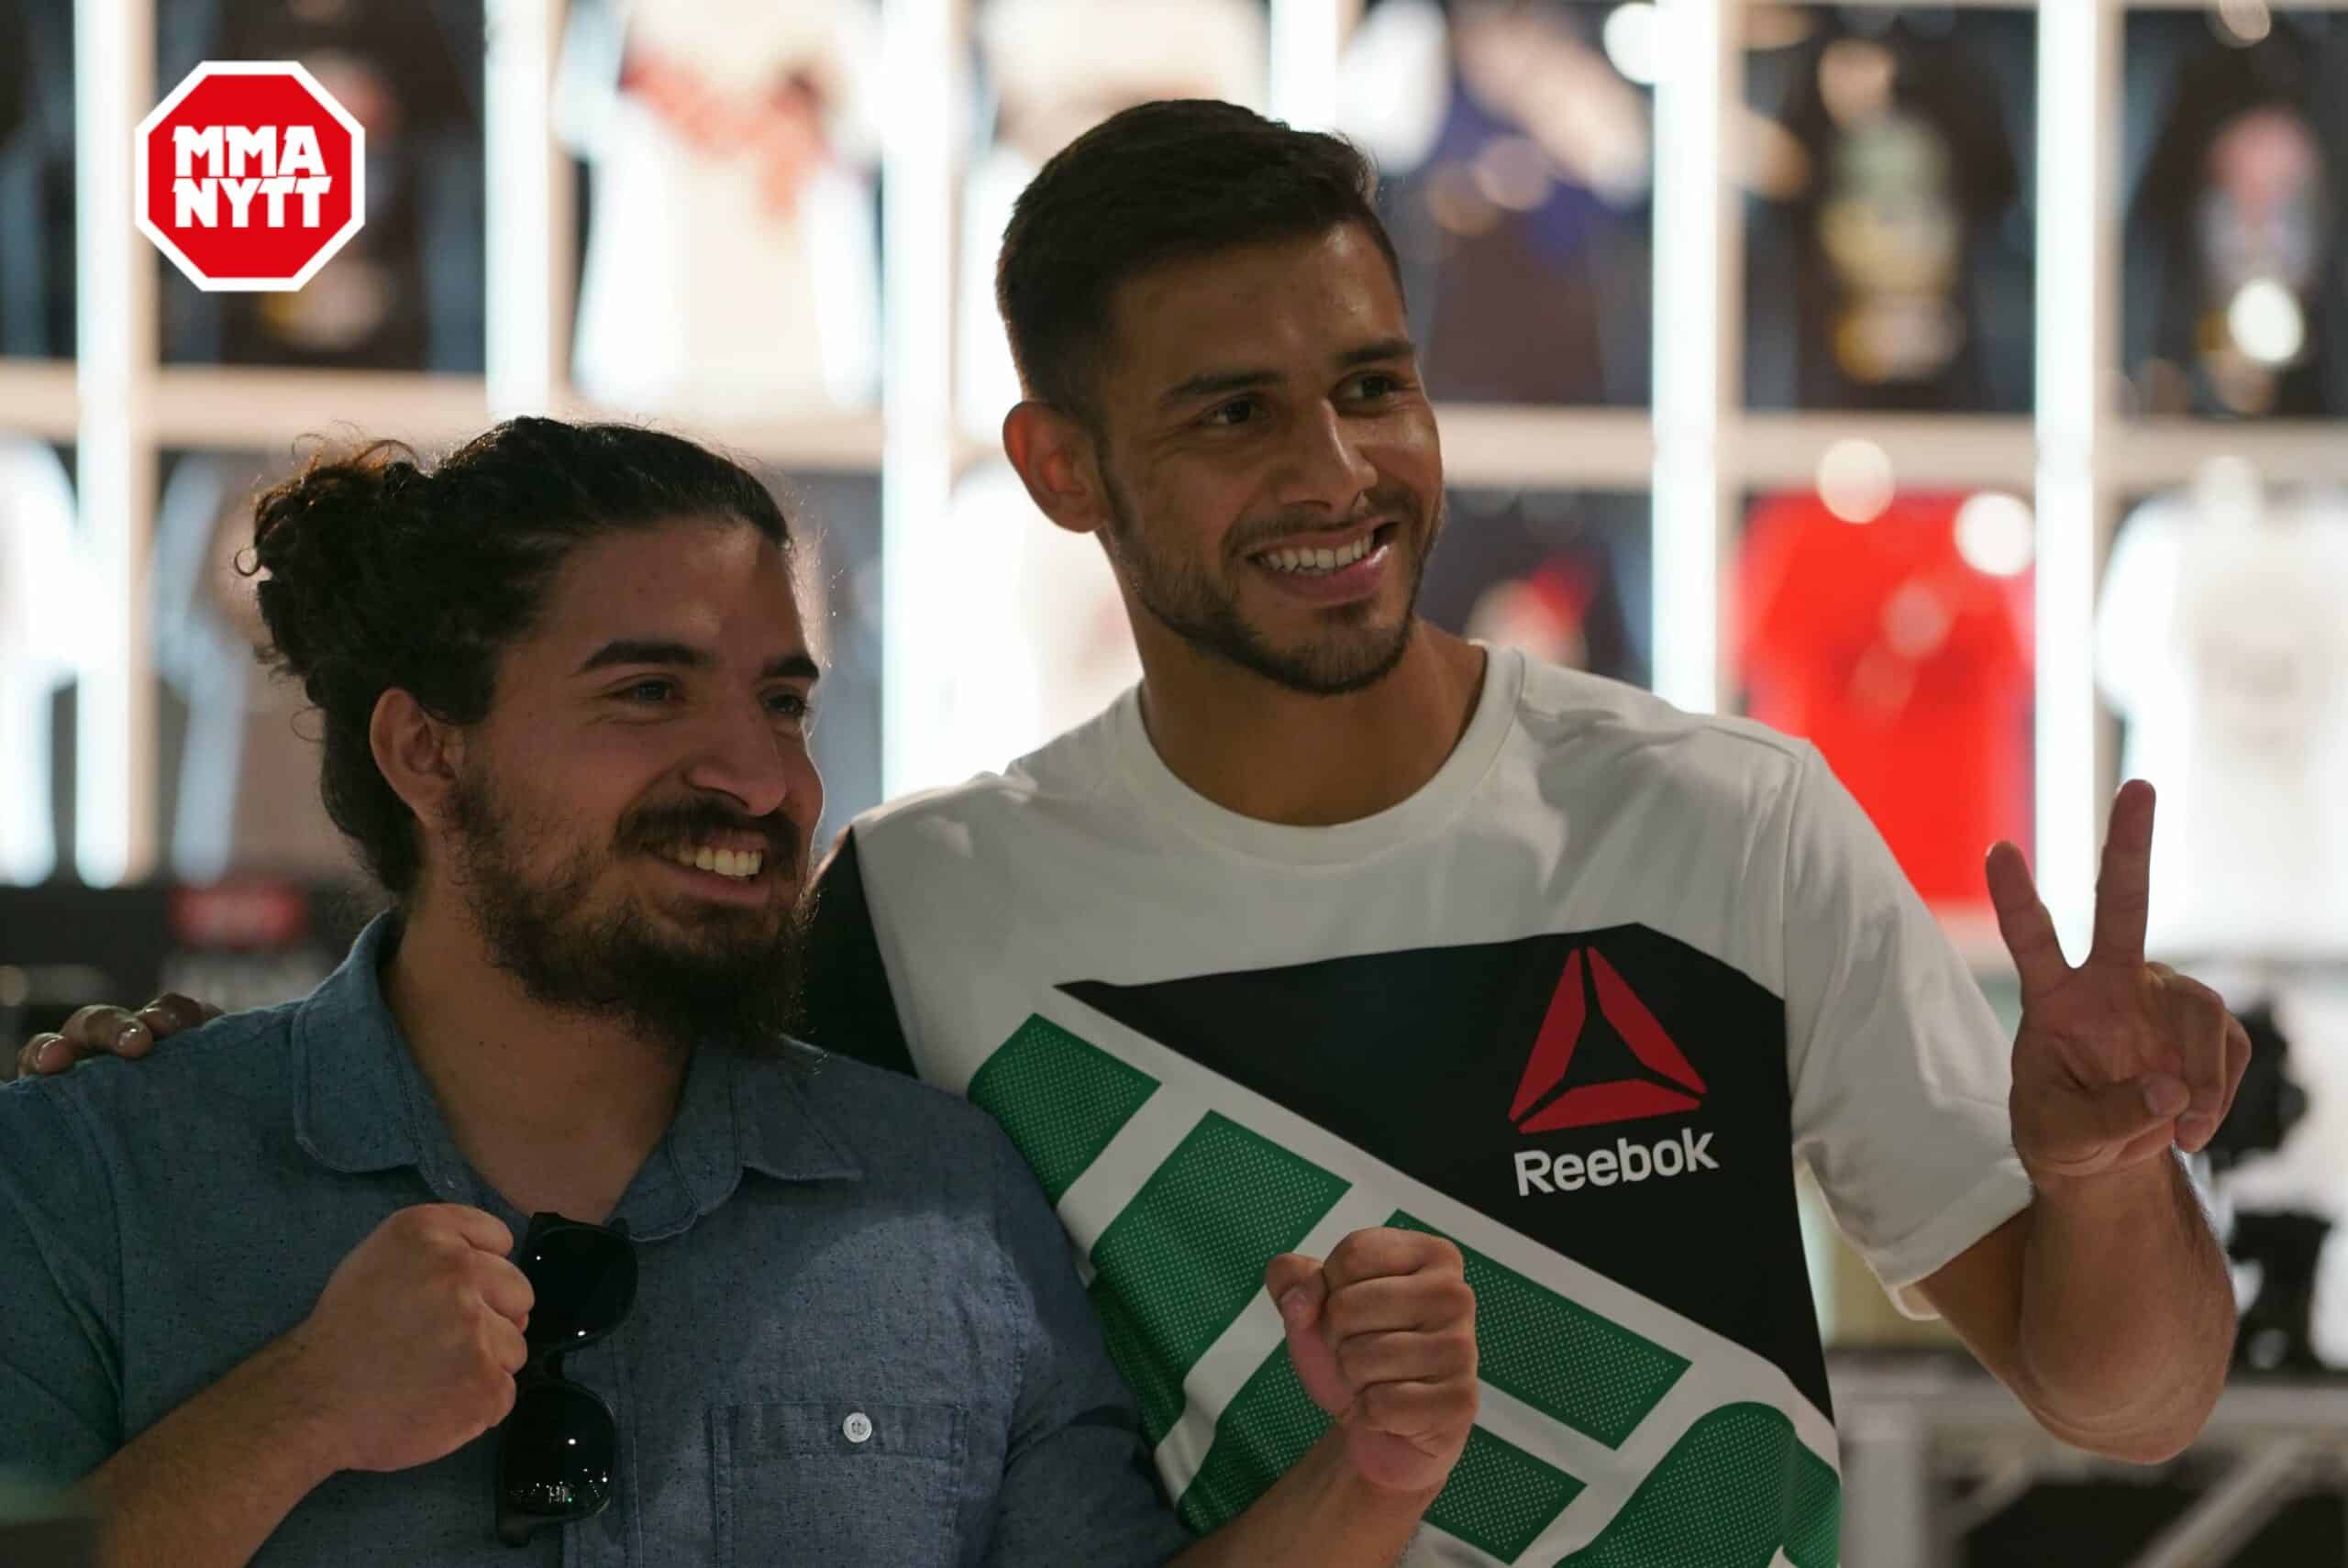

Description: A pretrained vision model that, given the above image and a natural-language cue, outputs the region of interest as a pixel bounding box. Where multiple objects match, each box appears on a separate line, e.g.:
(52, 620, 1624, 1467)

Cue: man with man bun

(0, 418, 1478, 1564)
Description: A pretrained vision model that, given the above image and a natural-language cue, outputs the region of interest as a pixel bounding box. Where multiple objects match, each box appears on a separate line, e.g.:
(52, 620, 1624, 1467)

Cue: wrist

(1311, 1428, 1445, 1519)
(231, 1328, 359, 1485)
(2026, 1149, 2185, 1215)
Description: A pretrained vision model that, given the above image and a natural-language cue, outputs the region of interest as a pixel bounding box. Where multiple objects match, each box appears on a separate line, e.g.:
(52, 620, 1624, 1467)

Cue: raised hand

(1988, 780, 2252, 1187)
(1262, 1228, 1478, 1496)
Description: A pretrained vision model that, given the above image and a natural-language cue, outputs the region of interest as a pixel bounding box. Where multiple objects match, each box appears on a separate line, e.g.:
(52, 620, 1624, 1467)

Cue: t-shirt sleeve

(979, 1124, 1186, 1567)
(801, 827, 919, 1078)
(0, 1083, 124, 1485)
(1779, 745, 2034, 1316)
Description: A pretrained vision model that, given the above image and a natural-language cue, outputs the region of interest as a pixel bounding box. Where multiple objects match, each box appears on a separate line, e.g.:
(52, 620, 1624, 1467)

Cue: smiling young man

(782, 101, 2247, 1564)
(0, 419, 1479, 1565)
(22, 104, 2249, 1567)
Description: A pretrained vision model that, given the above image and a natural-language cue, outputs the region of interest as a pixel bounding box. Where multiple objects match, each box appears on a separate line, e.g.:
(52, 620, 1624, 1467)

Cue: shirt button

(842, 1411, 873, 1445)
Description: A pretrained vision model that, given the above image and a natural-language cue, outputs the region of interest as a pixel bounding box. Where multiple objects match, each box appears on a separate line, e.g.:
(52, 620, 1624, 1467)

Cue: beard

(444, 767, 811, 1058)
(1098, 463, 1440, 697)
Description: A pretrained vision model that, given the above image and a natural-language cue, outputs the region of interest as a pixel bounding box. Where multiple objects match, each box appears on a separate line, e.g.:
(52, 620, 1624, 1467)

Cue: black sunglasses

(495, 1212, 638, 1548)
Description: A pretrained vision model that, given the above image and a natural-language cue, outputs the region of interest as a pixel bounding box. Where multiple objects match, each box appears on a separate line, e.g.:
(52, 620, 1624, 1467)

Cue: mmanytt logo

(1509, 945, 1707, 1133)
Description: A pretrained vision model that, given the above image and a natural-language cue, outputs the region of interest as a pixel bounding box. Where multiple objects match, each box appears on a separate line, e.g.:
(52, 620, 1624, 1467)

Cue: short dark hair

(995, 98, 1402, 426)
(244, 417, 792, 900)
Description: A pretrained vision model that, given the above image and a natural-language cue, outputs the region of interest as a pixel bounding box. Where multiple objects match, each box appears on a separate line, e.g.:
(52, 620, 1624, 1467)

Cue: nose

(679, 710, 818, 836)
(1273, 400, 1379, 515)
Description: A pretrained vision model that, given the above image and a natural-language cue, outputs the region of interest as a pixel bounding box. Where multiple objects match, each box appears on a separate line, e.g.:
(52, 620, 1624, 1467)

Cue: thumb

(1263, 1253, 1326, 1326)
(1264, 1254, 1346, 1418)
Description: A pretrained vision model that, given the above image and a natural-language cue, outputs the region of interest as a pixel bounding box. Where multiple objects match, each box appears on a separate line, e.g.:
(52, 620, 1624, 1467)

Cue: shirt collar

(291, 914, 441, 1180)
(292, 914, 865, 1229)
(664, 1037, 865, 1225)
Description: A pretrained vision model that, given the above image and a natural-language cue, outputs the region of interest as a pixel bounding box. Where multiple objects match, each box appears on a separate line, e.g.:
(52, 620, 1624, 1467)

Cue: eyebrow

(573, 640, 822, 684)
(1156, 337, 1419, 411)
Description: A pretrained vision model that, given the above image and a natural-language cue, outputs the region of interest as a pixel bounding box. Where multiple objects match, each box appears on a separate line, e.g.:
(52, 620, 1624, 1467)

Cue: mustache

(621, 801, 802, 875)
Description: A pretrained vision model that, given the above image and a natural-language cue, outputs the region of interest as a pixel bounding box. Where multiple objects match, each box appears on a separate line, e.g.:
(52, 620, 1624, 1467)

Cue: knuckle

(62, 1006, 116, 1043)
(1357, 1385, 1409, 1430)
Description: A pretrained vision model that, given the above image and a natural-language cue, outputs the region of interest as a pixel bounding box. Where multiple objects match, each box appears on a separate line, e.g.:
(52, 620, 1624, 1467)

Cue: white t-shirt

(2098, 490, 2348, 958)
(804, 648, 2029, 1566)
(561, 0, 880, 421)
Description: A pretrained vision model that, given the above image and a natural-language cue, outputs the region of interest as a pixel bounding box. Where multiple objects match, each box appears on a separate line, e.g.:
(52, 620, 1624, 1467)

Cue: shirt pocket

(711, 1399, 969, 1568)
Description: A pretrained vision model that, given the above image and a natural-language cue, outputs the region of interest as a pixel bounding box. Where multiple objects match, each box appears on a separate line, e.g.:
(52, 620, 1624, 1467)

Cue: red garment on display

(1737, 491, 2033, 909)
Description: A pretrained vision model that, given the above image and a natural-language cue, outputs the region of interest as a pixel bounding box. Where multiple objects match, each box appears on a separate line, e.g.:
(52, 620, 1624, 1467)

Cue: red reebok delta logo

(1509, 946, 1707, 1132)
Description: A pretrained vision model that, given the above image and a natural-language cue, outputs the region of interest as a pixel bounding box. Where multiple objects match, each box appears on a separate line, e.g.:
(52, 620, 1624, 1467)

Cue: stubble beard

(1097, 463, 1441, 698)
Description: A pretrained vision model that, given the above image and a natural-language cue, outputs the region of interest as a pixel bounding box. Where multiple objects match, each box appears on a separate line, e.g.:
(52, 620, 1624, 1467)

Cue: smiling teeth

(1263, 533, 1377, 574)
(668, 845, 763, 879)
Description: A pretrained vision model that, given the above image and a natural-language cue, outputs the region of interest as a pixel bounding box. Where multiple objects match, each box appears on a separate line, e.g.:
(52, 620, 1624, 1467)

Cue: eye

(619, 678, 677, 704)
(1350, 371, 1405, 400)
(766, 690, 812, 721)
(1204, 397, 1261, 428)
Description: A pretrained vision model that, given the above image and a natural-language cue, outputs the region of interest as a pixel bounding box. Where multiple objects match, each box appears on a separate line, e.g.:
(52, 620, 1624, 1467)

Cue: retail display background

(5, 2, 2348, 1564)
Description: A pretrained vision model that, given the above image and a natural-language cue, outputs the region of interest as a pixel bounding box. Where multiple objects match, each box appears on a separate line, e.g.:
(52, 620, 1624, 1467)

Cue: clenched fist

(1262, 1228, 1478, 1496)
(278, 1204, 535, 1474)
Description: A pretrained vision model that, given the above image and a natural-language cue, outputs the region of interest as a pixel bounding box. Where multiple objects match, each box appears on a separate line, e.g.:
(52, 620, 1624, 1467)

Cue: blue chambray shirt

(0, 917, 1191, 1566)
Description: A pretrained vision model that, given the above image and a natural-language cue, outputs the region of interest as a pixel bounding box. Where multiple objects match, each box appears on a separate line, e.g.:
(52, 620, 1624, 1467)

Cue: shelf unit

(7, 0, 2348, 953)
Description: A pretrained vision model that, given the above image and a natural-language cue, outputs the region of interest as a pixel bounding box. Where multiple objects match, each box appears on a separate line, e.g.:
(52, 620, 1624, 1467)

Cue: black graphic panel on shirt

(1060, 924, 1832, 1419)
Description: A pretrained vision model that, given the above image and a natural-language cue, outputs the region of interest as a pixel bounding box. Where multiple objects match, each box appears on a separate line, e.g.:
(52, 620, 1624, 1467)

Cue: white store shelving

(1, 0, 2342, 944)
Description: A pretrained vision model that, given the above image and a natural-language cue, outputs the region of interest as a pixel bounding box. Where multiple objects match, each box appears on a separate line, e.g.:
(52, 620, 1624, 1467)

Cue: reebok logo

(1509, 945, 1707, 1132)
(1514, 1130, 1719, 1195)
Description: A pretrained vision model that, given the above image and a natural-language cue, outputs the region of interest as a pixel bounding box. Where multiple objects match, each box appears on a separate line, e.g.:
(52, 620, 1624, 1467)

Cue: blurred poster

(958, 0, 1266, 437)
(1338, 0, 1653, 408)
(1417, 487, 1650, 688)
(913, 0, 1264, 789)
(2097, 469, 2348, 958)
(150, 454, 355, 883)
(2122, 12, 2348, 420)
(561, 0, 880, 420)
(0, 879, 374, 1043)
(0, 0, 74, 358)
(158, 0, 484, 370)
(1737, 489, 2034, 911)
(1744, 6, 2034, 414)
(0, 439, 83, 885)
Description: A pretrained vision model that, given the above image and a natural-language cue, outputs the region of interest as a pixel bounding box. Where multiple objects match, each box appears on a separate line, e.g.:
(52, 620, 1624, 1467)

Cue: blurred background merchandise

(9, 2, 2348, 1563)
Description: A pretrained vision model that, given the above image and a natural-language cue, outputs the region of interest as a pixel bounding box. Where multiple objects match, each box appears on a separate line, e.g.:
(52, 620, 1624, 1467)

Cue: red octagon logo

(135, 61, 366, 293)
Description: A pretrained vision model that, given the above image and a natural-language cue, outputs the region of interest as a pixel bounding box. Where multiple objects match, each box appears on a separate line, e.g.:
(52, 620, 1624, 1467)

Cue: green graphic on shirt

(1175, 1342, 1583, 1561)
(968, 1015, 1162, 1203)
(1087, 1112, 1352, 1444)
(1556, 1403, 1839, 1568)
(1390, 1212, 1689, 1447)
(969, 1017, 1841, 1565)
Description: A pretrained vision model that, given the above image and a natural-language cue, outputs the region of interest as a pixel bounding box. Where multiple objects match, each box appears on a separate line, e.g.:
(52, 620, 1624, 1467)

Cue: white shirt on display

(2097, 480, 2348, 959)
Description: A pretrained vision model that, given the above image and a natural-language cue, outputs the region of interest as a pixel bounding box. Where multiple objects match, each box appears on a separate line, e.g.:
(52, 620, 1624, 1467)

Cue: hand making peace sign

(1988, 780, 2254, 1187)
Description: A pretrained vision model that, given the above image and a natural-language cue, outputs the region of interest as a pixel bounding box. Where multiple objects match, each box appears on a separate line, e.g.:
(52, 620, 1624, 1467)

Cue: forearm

(1169, 1429, 1437, 1568)
(76, 1334, 344, 1568)
(2015, 1155, 2235, 1462)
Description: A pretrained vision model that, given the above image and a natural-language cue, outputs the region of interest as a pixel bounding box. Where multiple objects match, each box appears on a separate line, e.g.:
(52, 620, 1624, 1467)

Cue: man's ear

(1002, 401, 1114, 538)
(370, 689, 461, 831)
